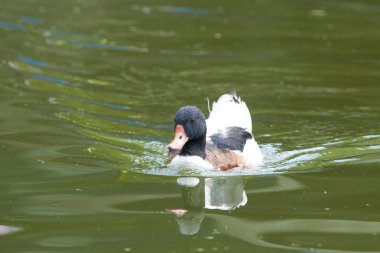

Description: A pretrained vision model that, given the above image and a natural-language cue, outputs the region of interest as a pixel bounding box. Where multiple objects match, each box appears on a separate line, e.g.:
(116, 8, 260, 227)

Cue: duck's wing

(209, 126, 252, 152)
(206, 92, 252, 137)
(205, 126, 262, 169)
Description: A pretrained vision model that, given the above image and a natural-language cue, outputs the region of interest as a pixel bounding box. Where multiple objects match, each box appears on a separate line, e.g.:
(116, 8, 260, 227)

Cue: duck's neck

(179, 137, 206, 159)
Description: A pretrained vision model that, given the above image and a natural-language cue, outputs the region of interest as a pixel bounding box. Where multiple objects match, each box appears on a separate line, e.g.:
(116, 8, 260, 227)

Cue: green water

(1, 0, 380, 252)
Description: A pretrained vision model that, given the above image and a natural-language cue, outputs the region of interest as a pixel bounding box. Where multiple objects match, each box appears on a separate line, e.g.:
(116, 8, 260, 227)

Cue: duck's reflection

(168, 176, 247, 235)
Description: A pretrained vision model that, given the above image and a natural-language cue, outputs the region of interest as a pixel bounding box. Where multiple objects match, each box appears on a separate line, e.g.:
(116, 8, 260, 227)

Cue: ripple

(0, 20, 25, 30)
(19, 57, 48, 67)
(32, 73, 68, 85)
(38, 235, 91, 247)
(6, 53, 380, 177)
(122, 132, 380, 177)
(211, 215, 380, 252)
(132, 5, 210, 15)
(159, 6, 210, 15)
(121, 143, 324, 177)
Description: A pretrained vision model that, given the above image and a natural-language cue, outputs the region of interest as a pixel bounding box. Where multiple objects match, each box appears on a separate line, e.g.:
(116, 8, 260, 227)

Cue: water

(1, 0, 380, 252)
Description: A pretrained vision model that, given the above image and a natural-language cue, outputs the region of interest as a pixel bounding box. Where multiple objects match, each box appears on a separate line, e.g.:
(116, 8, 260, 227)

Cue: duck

(167, 91, 262, 170)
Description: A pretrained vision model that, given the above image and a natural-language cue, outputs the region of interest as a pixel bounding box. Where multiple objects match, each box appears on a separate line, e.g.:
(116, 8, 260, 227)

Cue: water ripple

(0, 20, 25, 30)
(211, 215, 380, 252)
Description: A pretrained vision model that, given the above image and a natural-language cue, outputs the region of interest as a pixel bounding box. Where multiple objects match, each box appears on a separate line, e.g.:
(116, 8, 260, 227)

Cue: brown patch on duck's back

(205, 146, 247, 171)
(167, 146, 247, 170)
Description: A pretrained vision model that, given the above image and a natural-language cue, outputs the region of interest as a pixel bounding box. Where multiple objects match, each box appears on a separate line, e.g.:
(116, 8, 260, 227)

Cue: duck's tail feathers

(206, 92, 252, 137)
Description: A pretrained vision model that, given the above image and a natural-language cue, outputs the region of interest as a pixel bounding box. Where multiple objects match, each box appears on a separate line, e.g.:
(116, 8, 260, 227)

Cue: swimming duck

(167, 91, 262, 170)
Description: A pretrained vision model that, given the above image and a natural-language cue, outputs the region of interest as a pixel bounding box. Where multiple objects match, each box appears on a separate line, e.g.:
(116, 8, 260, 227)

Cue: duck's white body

(168, 92, 262, 169)
(206, 94, 252, 134)
(206, 94, 262, 167)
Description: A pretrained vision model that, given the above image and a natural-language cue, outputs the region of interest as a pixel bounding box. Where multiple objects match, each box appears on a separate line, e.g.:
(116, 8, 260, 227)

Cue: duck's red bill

(167, 124, 188, 151)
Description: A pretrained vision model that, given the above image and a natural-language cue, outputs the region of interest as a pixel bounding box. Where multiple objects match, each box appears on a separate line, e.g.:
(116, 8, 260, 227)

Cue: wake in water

(114, 134, 380, 177)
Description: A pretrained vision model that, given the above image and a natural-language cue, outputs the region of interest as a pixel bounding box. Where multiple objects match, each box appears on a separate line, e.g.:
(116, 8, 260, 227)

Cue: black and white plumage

(209, 126, 252, 152)
(167, 92, 262, 170)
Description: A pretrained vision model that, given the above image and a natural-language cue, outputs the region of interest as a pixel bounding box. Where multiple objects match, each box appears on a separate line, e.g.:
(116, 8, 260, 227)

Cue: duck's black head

(167, 106, 207, 158)
(175, 106, 206, 140)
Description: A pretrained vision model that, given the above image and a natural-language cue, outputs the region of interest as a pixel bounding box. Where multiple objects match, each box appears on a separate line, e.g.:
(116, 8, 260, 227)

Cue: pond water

(1, 0, 380, 252)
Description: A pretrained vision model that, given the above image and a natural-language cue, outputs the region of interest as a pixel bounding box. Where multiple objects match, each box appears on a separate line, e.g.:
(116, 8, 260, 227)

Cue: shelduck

(167, 91, 262, 170)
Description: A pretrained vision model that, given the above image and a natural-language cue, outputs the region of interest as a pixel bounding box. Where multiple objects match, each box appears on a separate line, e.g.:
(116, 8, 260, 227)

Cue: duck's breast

(168, 155, 214, 169)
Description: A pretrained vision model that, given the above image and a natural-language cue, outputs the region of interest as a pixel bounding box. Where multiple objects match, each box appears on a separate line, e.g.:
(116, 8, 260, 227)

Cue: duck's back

(206, 92, 262, 167)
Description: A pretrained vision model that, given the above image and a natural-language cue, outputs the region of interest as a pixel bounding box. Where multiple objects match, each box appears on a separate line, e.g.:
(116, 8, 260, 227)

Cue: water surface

(1, 0, 380, 252)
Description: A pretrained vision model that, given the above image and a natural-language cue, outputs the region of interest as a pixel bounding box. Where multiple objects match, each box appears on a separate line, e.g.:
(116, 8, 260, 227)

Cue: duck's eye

(179, 135, 182, 140)
(191, 119, 195, 123)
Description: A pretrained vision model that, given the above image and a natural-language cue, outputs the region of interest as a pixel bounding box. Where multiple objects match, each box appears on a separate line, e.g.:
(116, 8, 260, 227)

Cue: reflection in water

(195, 175, 380, 252)
(0, 225, 22, 237)
(169, 176, 247, 235)
(168, 174, 306, 236)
